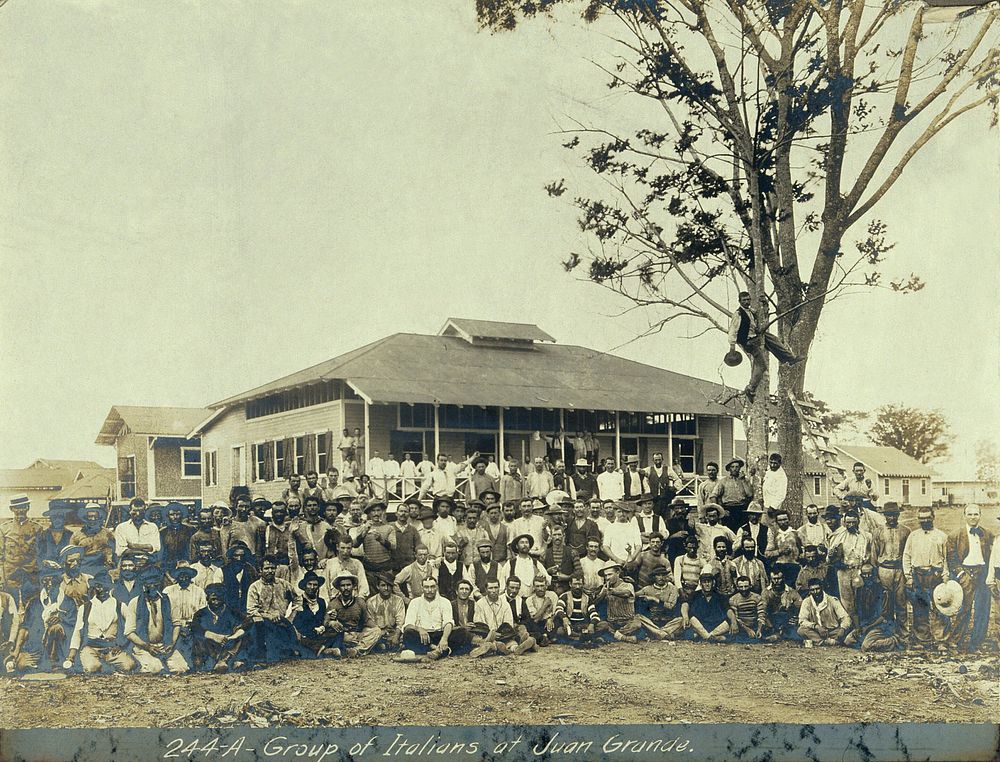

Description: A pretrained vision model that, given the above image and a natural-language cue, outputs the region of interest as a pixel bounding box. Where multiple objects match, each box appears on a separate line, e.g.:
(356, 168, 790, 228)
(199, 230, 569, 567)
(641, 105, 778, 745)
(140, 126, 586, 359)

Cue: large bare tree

(477, 0, 998, 511)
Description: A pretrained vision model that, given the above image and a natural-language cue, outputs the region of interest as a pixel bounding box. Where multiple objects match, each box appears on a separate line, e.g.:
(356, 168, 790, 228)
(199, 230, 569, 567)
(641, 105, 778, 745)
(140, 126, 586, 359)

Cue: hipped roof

(211, 332, 737, 417)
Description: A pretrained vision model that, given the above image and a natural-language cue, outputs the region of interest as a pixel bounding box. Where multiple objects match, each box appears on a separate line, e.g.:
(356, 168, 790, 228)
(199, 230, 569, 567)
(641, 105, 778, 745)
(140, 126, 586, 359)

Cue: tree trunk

(742, 367, 770, 500)
(776, 359, 807, 522)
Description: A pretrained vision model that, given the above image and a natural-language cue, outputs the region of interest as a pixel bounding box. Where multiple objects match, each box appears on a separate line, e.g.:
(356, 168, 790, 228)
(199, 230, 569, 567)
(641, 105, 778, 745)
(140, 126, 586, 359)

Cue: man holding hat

(66, 570, 137, 674)
(872, 502, 909, 640)
(69, 503, 114, 578)
(1, 494, 42, 587)
(58, 545, 92, 606)
(945, 504, 993, 653)
(113, 497, 161, 564)
(123, 569, 188, 673)
(366, 572, 406, 652)
(710, 459, 754, 531)
(190, 582, 246, 672)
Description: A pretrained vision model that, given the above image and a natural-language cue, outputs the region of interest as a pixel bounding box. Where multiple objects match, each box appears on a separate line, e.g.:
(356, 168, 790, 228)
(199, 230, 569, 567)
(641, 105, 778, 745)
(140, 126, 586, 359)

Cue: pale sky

(2, 2, 997, 480)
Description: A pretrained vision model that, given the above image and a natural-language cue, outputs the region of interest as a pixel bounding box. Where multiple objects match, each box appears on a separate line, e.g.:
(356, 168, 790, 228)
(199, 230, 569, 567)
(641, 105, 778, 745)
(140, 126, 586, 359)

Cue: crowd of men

(0, 453, 995, 675)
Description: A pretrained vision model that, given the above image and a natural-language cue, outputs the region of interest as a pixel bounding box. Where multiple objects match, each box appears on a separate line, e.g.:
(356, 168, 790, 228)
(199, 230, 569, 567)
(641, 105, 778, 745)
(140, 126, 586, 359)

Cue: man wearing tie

(946, 505, 992, 653)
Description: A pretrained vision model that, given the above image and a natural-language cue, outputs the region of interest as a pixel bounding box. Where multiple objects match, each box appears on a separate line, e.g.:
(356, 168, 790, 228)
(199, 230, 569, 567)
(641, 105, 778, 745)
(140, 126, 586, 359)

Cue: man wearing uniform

(1, 494, 42, 591)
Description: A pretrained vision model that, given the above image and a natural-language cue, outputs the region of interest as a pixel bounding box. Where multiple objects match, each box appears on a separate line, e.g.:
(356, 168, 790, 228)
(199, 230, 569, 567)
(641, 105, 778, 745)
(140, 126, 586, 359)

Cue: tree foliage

(475, 0, 998, 509)
(868, 404, 953, 463)
(974, 438, 1000, 484)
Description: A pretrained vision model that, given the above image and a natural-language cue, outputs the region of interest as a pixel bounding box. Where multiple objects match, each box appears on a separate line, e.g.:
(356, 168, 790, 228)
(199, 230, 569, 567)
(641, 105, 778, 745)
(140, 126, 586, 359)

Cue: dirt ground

(1, 639, 996, 729)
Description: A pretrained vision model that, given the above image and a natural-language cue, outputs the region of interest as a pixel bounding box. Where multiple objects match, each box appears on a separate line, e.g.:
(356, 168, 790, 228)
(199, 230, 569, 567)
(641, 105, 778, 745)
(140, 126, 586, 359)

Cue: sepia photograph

(1, 1, 998, 760)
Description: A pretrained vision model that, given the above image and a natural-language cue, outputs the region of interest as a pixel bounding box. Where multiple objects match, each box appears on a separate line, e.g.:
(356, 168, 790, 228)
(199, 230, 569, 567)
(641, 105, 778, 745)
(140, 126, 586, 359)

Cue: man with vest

(945, 504, 992, 653)
(65, 571, 137, 674)
(468, 540, 501, 598)
(622, 456, 647, 501)
(568, 459, 599, 502)
(645, 453, 677, 517)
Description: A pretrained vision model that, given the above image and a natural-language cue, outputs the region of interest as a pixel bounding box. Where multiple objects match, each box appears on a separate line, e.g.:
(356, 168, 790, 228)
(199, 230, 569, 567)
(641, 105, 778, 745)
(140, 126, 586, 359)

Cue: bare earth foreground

(1, 641, 996, 729)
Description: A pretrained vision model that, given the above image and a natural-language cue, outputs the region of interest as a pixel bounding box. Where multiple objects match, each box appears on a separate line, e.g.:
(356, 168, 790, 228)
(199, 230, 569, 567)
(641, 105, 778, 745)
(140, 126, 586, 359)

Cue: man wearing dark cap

(124, 569, 188, 673)
(191, 583, 246, 672)
(468, 540, 500, 598)
(65, 571, 137, 674)
(710, 459, 754, 531)
(872, 502, 909, 640)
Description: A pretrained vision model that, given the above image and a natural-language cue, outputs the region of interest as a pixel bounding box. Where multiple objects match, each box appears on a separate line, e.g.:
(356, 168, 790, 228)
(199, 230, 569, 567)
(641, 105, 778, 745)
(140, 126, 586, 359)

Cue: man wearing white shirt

(324, 538, 369, 601)
(797, 504, 831, 550)
(526, 458, 555, 498)
(419, 453, 475, 500)
(485, 456, 501, 481)
(113, 499, 161, 562)
(469, 579, 516, 657)
(383, 453, 401, 498)
(596, 459, 625, 501)
(762, 453, 788, 523)
(946, 505, 993, 652)
(402, 577, 453, 658)
(509, 499, 548, 551)
(367, 451, 386, 498)
(602, 506, 642, 568)
(399, 454, 418, 498)
(499, 534, 550, 597)
(417, 454, 435, 479)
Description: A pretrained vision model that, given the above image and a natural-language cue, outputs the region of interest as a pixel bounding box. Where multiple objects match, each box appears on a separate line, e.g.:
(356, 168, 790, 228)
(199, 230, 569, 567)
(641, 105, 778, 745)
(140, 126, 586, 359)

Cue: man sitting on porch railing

(419, 452, 478, 500)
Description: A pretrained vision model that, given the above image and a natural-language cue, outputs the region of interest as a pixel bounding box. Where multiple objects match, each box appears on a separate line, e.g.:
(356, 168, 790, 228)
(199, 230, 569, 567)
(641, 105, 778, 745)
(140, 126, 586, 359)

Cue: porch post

(363, 400, 371, 476)
(498, 407, 505, 466)
(717, 415, 724, 465)
(667, 414, 674, 472)
(559, 408, 565, 461)
(614, 411, 621, 468)
(433, 403, 441, 458)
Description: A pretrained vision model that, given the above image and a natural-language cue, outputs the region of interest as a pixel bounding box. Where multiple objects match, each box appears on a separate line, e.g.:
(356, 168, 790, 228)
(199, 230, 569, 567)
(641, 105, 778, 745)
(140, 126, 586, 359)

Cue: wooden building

(191, 319, 740, 505)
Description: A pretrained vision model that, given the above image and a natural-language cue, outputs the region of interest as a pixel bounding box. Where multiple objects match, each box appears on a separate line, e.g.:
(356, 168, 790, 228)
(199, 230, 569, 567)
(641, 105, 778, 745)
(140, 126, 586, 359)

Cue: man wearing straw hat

(1, 494, 42, 589)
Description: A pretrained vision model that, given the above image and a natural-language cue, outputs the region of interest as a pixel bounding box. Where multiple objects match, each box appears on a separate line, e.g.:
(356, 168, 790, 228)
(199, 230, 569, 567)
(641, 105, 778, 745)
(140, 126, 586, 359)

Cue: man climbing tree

(475, 0, 999, 512)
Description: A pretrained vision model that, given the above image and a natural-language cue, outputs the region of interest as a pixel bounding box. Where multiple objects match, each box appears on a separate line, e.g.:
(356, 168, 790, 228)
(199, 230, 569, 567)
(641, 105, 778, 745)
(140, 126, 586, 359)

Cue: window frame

(181, 447, 202, 480)
(203, 449, 218, 487)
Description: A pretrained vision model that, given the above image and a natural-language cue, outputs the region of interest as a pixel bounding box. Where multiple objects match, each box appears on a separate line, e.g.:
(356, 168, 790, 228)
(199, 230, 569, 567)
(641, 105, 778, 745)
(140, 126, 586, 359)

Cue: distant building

(736, 442, 936, 509)
(190, 318, 740, 505)
(0, 460, 111, 519)
(833, 444, 935, 508)
(95, 405, 208, 506)
(932, 479, 998, 507)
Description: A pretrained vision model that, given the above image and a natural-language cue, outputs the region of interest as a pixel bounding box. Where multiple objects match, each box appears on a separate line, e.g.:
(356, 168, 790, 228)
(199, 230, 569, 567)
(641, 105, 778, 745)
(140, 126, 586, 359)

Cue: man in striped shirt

(729, 575, 766, 641)
(554, 574, 599, 645)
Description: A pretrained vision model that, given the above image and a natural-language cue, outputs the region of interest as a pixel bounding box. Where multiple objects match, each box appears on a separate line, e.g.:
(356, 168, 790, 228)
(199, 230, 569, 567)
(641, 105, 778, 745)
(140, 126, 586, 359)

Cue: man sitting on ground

(682, 566, 734, 642)
(636, 565, 684, 640)
(797, 577, 851, 646)
(401, 576, 454, 661)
